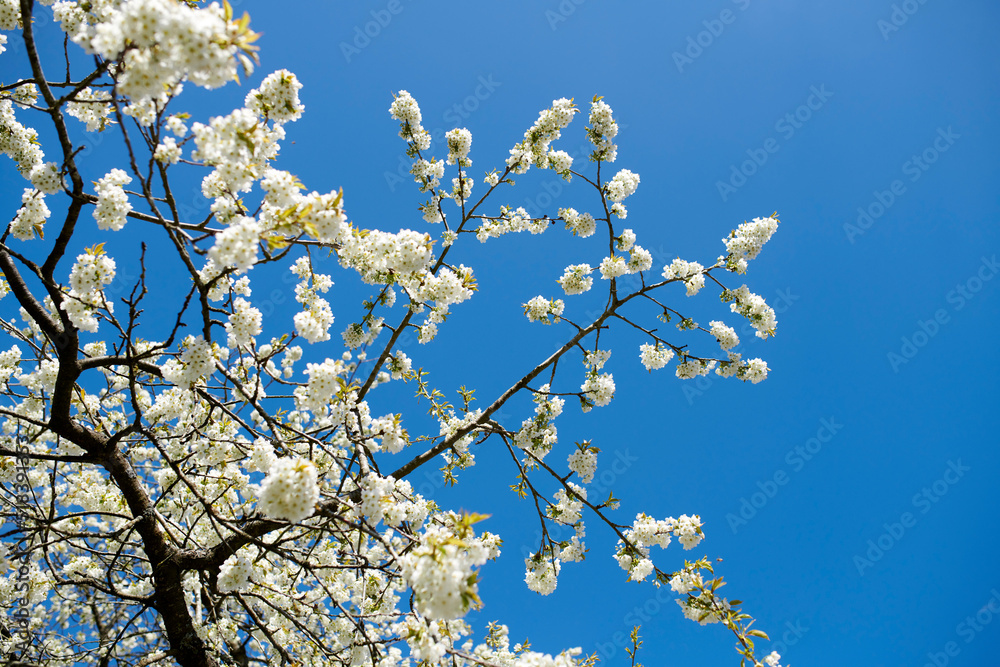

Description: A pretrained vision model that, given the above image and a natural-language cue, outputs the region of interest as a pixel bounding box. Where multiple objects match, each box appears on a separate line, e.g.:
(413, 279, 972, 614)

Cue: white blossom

(258, 457, 319, 523)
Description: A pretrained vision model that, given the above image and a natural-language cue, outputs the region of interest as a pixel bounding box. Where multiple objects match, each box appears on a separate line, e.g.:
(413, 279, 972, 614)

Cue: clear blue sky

(4, 1, 999, 665)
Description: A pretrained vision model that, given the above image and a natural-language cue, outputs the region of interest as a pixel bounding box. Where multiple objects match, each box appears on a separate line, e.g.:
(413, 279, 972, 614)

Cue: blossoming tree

(0, 2, 786, 666)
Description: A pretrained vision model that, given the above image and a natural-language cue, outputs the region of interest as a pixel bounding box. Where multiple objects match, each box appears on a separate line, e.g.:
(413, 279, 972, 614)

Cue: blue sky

(4, 1, 1000, 665)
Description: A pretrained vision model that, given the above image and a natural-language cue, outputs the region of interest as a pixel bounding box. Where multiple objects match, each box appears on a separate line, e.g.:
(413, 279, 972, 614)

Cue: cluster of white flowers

(587, 98, 618, 162)
(743, 358, 770, 383)
(250, 438, 277, 473)
(60, 249, 116, 332)
(436, 409, 483, 466)
(580, 371, 615, 411)
(0, 0, 17, 31)
(475, 205, 549, 241)
(723, 214, 780, 274)
(257, 456, 319, 523)
(29, 162, 63, 194)
(524, 554, 560, 595)
(371, 413, 409, 453)
(93, 169, 132, 231)
(606, 234, 653, 276)
(560, 525, 587, 562)
(638, 342, 675, 371)
(548, 149, 573, 179)
(523, 295, 565, 324)
(614, 513, 703, 582)
(8, 81, 36, 108)
(567, 444, 597, 484)
(409, 157, 446, 194)
(627, 246, 653, 275)
(673, 514, 704, 548)
(193, 107, 285, 197)
(615, 228, 636, 252)
(153, 136, 182, 164)
(675, 357, 716, 380)
(514, 385, 564, 461)
(662, 258, 706, 296)
(339, 228, 434, 283)
(398, 517, 493, 620)
(598, 255, 628, 280)
(297, 357, 345, 414)
(605, 169, 640, 203)
(420, 196, 444, 224)
(0, 346, 22, 385)
(207, 216, 261, 274)
(445, 127, 472, 166)
(62, 555, 106, 581)
(290, 258, 334, 343)
(559, 207, 596, 238)
(763, 651, 785, 667)
(557, 263, 594, 295)
(194, 259, 249, 302)
(359, 474, 428, 526)
(65, 87, 113, 132)
(719, 356, 770, 384)
(418, 321, 438, 344)
(677, 591, 730, 626)
(10, 188, 49, 241)
(165, 115, 188, 137)
(123, 93, 171, 127)
(389, 90, 431, 150)
(259, 167, 299, 207)
(217, 552, 252, 593)
(83, 0, 249, 101)
(723, 285, 777, 339)
(301, 189, 349, 243)
(669, 567, 704, 595)
(709, 320, 740, 351)
(260, 168, 347, 243)
(225, 298, 262, 348)
(506, 98, 577, 174)
(449, 174, 474, 205)
(386, 351, 412, 380)
(0, 98, 44, 177)
(160, 335, 225, 390)
(244, 69, 303, 125)
(548, 484, 586, 526)
(584, 349, 611, 370)
(341, 322, 365, 349)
